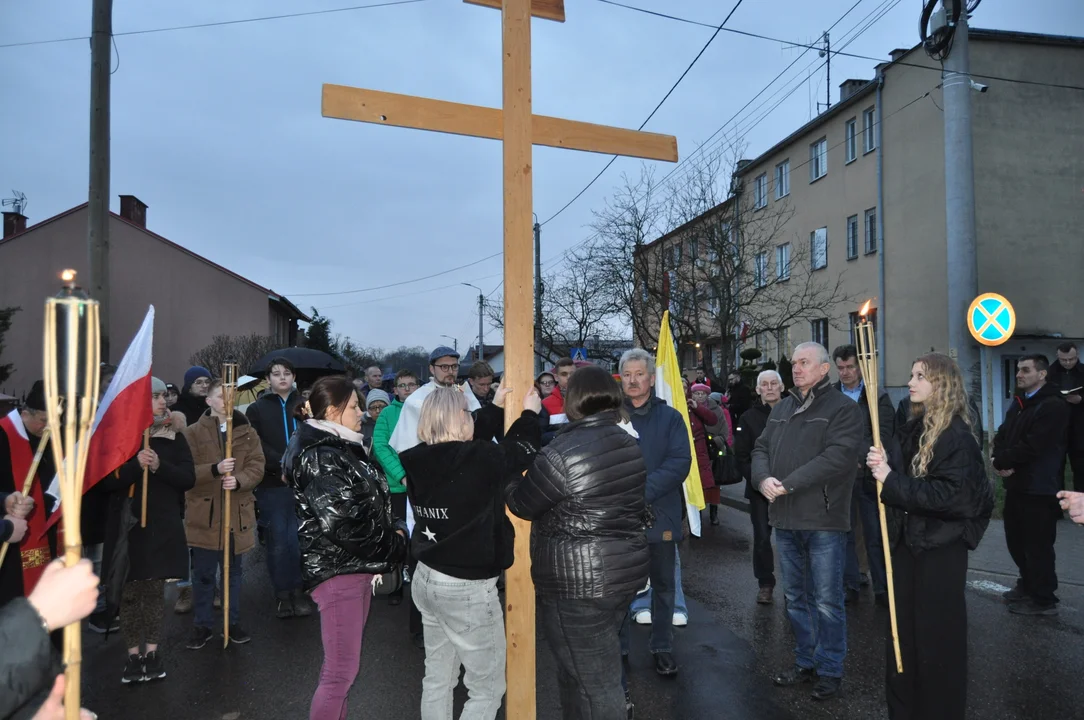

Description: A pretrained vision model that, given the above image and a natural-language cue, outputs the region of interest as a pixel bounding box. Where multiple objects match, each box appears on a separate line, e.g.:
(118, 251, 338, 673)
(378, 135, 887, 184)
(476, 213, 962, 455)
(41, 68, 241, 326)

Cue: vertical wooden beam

(502, 0, 535, 717)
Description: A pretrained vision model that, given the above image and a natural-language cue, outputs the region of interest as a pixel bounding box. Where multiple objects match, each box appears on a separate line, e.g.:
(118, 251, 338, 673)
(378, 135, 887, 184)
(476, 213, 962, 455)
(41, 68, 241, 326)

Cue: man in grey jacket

(752, 342, 863, 702)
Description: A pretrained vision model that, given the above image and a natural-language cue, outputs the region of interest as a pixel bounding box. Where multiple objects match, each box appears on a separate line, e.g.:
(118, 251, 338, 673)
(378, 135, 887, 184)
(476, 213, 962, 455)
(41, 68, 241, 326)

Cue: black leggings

(122, 579, 165, 650)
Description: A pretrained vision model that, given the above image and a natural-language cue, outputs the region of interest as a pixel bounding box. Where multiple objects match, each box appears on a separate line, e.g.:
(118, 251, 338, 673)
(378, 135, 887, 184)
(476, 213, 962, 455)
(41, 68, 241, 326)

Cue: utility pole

(941, 0, 978, 385)
(533, 220, 543, 375)
(88, 0, 113, 362)
(462, 283, 484, 364)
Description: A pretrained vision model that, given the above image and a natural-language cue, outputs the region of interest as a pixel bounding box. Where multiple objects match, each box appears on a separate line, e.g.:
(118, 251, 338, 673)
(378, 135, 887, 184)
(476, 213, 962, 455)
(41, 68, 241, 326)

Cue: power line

(316, 270, 503, 310)
(0, 0, 429, 49)
(537, 0, 748, 227)
(288, 251, 502, 297)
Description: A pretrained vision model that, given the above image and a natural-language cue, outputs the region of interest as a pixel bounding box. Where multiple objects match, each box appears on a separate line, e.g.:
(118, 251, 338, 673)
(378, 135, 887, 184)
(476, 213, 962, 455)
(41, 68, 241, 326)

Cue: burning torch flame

(859, 299, 872, 318)
(60, 269, 77, 285)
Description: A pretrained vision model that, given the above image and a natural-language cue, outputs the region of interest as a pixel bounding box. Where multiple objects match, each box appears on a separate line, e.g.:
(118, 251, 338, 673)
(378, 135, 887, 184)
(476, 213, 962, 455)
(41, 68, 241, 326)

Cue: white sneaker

(633, 610, 652, 625)
(673, 612, 688, 627)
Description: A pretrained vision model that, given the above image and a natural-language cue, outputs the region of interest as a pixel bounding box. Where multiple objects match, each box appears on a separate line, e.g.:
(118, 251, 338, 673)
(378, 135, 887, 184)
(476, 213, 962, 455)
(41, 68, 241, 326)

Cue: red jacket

(541, 385, 564, 417)
(688, 403, 718, 490)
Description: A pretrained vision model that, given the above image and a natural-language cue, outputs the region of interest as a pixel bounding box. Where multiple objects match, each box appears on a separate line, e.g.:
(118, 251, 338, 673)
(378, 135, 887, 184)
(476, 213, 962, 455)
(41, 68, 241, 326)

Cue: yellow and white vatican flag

(654, 311, 706, 537)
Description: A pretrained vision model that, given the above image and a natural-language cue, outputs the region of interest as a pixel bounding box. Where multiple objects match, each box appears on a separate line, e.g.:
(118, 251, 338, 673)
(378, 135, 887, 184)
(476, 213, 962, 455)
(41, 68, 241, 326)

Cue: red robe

(0, 411, 56, 603)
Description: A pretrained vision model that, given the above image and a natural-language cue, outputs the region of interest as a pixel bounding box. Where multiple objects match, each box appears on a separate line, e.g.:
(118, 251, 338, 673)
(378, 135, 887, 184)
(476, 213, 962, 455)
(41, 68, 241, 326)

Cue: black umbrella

(248, 348, 346, 377)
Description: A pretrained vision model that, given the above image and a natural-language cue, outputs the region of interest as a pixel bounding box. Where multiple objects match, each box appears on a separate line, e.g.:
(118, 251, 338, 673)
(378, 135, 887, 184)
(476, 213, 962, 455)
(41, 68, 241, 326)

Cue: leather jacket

(507, 410, 650, 599)
(285, 422, 408, 591)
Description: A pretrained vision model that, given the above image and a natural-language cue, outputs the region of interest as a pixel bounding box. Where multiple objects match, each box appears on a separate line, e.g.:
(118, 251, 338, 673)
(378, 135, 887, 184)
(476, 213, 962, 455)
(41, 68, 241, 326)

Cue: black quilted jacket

(285, 422, 408, 591)
(507, 410, 650, 599)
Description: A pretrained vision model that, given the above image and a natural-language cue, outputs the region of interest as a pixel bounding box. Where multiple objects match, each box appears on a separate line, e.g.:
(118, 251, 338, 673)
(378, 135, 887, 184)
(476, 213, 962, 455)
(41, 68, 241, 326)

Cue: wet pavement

(77, 505, 1084, 719)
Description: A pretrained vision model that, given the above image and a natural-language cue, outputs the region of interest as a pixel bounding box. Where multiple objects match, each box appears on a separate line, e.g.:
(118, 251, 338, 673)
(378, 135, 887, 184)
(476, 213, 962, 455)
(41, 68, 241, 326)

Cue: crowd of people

(1, 337, 1083, 720)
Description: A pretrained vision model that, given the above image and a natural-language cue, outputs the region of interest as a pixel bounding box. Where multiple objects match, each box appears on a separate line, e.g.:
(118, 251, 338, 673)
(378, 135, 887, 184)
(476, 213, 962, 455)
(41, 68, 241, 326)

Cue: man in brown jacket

(181, 380, 265, 649)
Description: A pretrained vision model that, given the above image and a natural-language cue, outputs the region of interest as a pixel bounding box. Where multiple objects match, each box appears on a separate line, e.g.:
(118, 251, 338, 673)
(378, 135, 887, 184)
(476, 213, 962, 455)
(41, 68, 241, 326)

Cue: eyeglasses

(191, 378, 211, 387)
(539, 380, 555, 387)
(396, 382, 418, 390)
(433, 363, 459, 372)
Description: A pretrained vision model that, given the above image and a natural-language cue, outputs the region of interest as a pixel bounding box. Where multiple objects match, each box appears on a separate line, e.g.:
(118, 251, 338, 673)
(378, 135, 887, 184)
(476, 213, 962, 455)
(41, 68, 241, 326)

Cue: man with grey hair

(618, 347, 691, 678)
(751, 342, 862, 701)
(734, 368, 785, 604)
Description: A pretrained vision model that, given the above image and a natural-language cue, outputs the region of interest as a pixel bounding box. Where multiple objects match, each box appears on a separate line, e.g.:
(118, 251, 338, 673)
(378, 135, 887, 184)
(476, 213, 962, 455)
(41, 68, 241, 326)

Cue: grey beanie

(151, 377, 167, 394)
(365, 388, 391, 409)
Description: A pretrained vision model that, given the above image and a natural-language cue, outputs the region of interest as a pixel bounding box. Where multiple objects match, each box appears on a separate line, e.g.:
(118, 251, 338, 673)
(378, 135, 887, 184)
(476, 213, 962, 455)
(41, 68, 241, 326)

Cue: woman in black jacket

(398, 386, 541, 720)
(507, 365, 650, 720)
(867, 353, 994, 720)
(98, 377, 195, 685)
(283, 376, 407, 720)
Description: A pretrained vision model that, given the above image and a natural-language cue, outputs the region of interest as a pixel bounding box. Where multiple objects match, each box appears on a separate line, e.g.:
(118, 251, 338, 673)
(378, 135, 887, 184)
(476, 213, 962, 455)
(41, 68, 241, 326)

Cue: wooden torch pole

(221, 361, 237, 649)
(140, 428, 149, 527)
(0, 427, 51, 567)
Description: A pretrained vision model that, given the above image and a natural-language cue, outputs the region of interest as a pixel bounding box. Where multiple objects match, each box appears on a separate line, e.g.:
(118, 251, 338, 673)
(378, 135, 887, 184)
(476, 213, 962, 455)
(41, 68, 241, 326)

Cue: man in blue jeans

(618, 348, 691, 678)
(752, 342, 862, 701)
(245, 358, 311, 619)
(833, 344, 895, 607)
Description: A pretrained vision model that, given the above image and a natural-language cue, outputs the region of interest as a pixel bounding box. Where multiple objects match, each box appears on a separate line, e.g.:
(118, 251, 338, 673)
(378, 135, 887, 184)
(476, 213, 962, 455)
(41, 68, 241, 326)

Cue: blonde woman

(867, 353, 994, 720)
(399, 386, 541, 720)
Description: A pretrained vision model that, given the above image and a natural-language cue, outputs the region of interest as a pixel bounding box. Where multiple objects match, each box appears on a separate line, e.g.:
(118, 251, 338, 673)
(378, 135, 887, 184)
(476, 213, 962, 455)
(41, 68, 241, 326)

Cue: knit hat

(151, 377, 167, 394)
(184, 366, 212, 388)
(365, 388, 391, 409)
(691, 383, 711, 394)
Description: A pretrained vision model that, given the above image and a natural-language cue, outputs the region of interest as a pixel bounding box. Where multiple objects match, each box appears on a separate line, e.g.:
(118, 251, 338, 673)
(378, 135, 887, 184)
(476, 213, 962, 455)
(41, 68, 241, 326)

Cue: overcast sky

(2, 0, 1079, 353)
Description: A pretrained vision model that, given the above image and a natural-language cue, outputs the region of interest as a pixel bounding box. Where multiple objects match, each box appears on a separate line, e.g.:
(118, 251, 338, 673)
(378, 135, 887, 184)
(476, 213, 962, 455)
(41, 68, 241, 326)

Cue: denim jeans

(630, 544, 687, 616)
(309, 573, 374, 720)
(539, 593, 633, 720)
(776, 529, 848, 678)
(412, 562, 505, 720)
(192, 541, 242, 629)
(254, 486, 303, 594)
(620, 540, 676, 655)
(845, 478, 887, 594)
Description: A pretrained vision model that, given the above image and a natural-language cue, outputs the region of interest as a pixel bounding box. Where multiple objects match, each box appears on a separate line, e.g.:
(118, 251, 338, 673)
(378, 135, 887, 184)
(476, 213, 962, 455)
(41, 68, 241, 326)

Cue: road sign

(570, 347, 587, 362)
(968, 293, 1016, 346)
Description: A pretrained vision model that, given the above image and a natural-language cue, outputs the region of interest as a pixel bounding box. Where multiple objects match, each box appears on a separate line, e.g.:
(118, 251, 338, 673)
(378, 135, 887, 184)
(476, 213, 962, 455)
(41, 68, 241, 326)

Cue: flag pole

(0, 428, 51, 567)
(140, 428, 150, 527)
(855, 303, 903, 674)
(221, 360, 238, 649)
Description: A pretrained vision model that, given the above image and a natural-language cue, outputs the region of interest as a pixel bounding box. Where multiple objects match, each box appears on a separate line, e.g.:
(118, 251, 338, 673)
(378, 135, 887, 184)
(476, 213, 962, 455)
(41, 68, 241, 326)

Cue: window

(778, 326, 791, 359)
(707, 287, 720, 315)
(845, 118, 857, 163)
(810, 227, 827, 270)
(753, 173, 768, 210)
(775, 243, 791, 281)
(863, 107, 876, 153)
(864, 208, 878, 253)
(688, 237, 698, 261)
(809, 137, 827, 181)
(848, 309, 878, 346)
(775, 160, 790, 199)
(754, 252, 768, 288)
(671, 241, 682, 268)
(811, 318, 829, 348)
(846, 215, 859, 260)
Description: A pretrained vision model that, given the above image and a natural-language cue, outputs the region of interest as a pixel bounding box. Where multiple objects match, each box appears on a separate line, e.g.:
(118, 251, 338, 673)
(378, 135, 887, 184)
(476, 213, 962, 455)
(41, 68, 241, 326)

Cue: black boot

(709, 505, 719, 525)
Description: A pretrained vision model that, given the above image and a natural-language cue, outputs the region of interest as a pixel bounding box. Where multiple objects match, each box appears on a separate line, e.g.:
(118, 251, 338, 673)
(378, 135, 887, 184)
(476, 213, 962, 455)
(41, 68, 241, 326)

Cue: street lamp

(462, 283, 484, 362)
(439, 334, 458, 354)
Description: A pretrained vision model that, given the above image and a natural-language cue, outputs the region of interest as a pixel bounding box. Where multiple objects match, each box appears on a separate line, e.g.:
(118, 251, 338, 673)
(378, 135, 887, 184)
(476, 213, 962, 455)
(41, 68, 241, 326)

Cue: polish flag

(41, 307, 155, 532)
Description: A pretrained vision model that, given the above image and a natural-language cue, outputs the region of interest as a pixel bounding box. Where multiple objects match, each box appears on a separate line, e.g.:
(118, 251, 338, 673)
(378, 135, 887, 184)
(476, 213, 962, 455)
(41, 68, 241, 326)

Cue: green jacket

(373, 399, 407, 493)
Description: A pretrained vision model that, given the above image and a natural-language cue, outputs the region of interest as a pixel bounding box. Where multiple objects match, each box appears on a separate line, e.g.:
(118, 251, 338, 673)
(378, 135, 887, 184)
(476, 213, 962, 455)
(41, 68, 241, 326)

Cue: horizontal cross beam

(322, 85, 678, 163)
(463, 0, 565, 22)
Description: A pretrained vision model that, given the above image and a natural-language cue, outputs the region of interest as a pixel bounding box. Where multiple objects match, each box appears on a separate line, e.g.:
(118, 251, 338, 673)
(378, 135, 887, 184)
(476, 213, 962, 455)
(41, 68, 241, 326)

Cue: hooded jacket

(285, 422, 408, 590)
(751, 378, 863, 531)
(181, 410, 265, 553)
(399, 405, 540, 580)
(245, 390, 301, 490)
(882, 415, 993, 552)
(507, 410, 649, 599)
(993, 382, 1071, 496)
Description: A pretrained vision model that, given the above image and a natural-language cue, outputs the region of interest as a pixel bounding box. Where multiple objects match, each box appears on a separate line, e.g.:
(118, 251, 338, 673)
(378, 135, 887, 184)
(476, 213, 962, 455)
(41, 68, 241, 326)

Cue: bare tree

(190, 333, 280, 377)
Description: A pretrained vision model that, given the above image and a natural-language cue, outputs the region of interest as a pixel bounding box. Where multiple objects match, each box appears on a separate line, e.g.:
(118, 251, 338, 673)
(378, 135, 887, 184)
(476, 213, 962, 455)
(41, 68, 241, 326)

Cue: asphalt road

(77, 510, 1084, 719)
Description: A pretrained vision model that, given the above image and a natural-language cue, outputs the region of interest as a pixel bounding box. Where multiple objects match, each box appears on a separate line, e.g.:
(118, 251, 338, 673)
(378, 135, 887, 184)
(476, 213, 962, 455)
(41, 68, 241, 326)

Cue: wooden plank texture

(322, 84, 678, 162)
(464, 0, 565, 22)
(502, 0, 536, 717)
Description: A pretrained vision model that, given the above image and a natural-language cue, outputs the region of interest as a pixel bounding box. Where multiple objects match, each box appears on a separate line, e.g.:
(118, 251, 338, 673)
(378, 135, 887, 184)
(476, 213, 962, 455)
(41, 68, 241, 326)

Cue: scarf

(307, 418, 366, 446)
(149, 410, 181, 440)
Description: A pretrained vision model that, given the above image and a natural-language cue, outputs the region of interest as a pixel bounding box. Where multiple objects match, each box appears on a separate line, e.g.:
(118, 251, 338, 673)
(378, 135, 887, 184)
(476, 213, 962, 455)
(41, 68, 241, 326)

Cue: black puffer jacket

(507, 410, 650, 599)
(0, 598, 62, 720)
(285, 422, 408, 591)
(882, 415, 994, 552)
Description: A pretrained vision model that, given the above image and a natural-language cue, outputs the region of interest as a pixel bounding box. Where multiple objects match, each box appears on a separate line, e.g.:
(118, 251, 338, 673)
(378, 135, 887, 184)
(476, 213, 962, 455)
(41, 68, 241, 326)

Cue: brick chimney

(2, 211, 27, 239)
(839, 79, 869, 102)
(119, 195, 148, 228)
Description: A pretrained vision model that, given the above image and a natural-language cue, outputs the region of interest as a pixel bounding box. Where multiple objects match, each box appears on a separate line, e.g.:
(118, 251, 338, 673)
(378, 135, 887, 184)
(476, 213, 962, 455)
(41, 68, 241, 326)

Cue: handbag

(370, 566, 403, 596)
(711, 446, 742, 486)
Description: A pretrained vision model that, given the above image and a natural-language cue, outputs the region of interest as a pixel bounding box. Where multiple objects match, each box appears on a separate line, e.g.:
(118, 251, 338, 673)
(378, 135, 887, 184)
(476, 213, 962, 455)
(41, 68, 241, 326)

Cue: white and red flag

(40, 306, 155, 534)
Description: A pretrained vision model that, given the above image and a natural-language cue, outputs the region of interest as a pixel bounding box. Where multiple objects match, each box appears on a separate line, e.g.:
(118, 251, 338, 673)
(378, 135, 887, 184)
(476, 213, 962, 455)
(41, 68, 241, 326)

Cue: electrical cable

(920, 0, 960, 60)
(0, 0, 429, 49)
(537, 0, 747, 227)
(288, 251, 502, 297)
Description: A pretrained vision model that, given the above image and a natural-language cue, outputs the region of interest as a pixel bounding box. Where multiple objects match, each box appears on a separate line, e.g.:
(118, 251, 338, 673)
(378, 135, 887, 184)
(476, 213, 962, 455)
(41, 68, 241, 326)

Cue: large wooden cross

(322, 1, 677, 715)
